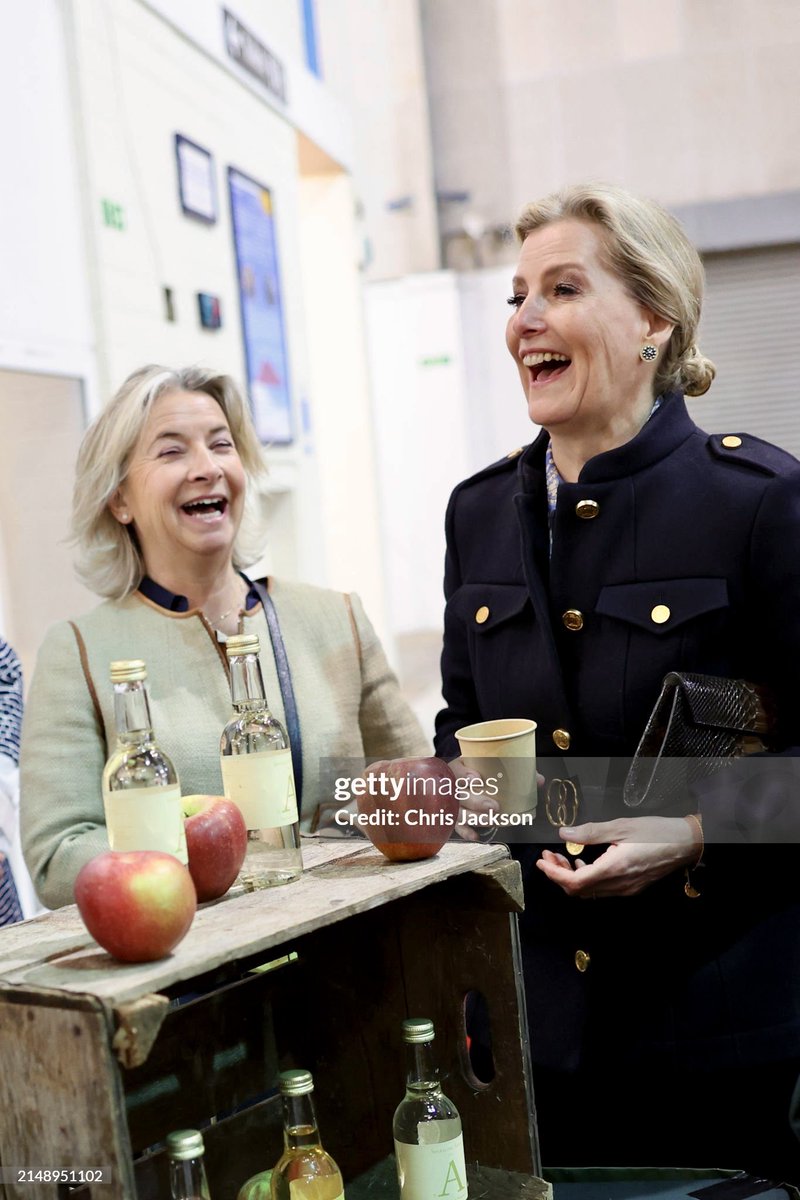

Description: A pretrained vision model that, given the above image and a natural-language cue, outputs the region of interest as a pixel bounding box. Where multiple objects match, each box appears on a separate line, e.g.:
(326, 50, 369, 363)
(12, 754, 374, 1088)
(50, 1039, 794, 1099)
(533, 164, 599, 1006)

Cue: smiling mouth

(181, 497, 228, 520)
(522, 351, 571, 386)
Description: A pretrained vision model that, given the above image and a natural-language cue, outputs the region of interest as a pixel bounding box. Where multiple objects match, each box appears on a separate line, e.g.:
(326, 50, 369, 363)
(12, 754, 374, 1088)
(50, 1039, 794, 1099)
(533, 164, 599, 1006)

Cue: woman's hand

(535, 815, 701, 898)
(449, 759, 500, 842)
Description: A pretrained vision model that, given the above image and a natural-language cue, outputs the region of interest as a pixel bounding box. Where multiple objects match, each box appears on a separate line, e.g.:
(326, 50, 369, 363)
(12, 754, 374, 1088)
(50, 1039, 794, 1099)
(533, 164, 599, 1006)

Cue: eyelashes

(506, 281, 581, 309)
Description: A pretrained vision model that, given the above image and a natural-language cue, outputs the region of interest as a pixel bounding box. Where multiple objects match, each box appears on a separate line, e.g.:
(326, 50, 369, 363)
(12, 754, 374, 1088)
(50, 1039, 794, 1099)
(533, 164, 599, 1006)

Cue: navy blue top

(138, 573, 262, 614)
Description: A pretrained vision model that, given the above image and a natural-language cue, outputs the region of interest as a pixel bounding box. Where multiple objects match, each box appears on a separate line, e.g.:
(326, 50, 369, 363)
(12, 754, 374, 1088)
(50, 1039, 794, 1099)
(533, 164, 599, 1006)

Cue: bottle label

(103, 783, 188, 864)
(394, 1134, 468, 1200)
(288, 1180, 344, 1199)
(221, 747, 299, 829)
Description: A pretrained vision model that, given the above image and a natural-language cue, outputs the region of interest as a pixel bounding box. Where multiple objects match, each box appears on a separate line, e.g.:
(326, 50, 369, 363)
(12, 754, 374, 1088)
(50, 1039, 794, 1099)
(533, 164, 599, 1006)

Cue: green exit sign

(101, 199, 125, 230)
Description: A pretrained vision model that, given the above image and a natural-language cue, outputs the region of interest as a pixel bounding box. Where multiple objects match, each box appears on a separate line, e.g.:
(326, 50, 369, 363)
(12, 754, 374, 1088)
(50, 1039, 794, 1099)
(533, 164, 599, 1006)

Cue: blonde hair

(515, 183, 715, 398)
(73, 365, 268, 598)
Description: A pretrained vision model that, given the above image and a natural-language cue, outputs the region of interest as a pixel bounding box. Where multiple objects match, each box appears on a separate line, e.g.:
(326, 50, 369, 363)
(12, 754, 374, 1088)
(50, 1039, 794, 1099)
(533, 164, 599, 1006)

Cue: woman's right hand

(449, 758, 500, 841)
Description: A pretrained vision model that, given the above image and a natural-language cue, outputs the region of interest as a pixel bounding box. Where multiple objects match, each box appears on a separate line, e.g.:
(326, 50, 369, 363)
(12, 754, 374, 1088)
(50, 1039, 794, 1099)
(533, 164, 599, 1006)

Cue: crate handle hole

(460, 989, 495, 1088)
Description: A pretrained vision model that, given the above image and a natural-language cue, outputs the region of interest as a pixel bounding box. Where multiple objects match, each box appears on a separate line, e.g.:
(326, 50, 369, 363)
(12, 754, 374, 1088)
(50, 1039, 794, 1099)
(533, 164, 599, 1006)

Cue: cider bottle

(393, 1018, 468, 1200)
(166, 1128, 212, 1199)
(237, 1069, 345, 1200)
(102, 660, 187, 863)
(220, 635, 302, 889)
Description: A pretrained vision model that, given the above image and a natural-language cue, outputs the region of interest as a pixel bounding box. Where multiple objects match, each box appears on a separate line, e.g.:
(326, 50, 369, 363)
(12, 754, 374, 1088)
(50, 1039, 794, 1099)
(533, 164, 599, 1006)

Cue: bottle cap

(279, 1068, 314, 1096)
(109, 660, 146, 683)
(165, 1129, 205, 1160)
(402, 1018, 435, 1043)
(225, 634, 260, 658)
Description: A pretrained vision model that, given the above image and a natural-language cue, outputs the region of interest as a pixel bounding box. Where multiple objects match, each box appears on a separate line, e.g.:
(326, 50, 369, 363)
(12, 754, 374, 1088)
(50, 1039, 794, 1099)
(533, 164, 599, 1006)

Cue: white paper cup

(455, 718, 537, 815)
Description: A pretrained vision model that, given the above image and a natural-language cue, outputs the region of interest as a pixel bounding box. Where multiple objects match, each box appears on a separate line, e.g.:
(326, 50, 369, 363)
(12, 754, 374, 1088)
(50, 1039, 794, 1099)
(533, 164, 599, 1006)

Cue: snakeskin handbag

(623, 672, 776, 816)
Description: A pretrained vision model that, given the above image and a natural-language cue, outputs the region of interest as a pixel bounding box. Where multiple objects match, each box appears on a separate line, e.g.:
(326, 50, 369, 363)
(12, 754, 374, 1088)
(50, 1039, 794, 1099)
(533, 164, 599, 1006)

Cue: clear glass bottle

(220, 635, 302, 889)
(166, 1128, 212, 1200)
(102, 660, 187, 863)
(393, 1018, 468, 1200)
(237, 1069, 345, 1200)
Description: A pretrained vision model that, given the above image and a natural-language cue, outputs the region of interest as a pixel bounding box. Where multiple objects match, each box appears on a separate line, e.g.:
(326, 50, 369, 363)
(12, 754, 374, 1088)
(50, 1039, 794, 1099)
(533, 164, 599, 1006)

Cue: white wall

(363, 273, 473, 640)
(0, 0, 95, 389)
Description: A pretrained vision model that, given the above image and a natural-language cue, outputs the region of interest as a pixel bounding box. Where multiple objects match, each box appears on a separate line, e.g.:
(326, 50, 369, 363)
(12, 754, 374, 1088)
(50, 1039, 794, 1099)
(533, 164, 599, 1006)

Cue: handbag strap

(250, 579, 303, 809)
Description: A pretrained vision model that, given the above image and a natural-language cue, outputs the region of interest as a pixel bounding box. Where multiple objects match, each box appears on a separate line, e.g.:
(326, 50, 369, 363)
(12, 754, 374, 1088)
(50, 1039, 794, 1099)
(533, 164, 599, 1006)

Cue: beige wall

(315, 0, 440, 281)
(421, 0, 800, 260)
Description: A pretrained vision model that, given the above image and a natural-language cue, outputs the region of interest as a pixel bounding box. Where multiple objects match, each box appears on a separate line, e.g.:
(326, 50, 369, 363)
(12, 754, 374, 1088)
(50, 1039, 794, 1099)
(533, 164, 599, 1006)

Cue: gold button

(562, 609, 584, 631)
(650, 604, 671, 625)
(475, 606, 490, 625)
(575, 499, 600, 520)
(721, 435, 742, 449)
(553, 728, 571, 750)
(507, 447, 523, 459)
(575, 949, 590, 972)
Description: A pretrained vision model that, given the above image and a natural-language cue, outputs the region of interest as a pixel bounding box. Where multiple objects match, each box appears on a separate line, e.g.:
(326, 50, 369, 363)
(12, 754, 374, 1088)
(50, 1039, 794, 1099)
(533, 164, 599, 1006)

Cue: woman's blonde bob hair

(72, 364, 267, 599)
(514, 183, 715, 399)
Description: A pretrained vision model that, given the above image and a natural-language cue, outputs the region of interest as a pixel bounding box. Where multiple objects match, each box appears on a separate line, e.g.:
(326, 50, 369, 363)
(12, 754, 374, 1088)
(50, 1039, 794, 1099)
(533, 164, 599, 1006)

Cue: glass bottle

(102, 660, 187, 863)
(393, 1018, 468, 1200)
(166, 1128, 212, 1200)
(237, 1069, 345, 1200)
(166, 1128, 212, 1195)
(220, 635, 302, 889)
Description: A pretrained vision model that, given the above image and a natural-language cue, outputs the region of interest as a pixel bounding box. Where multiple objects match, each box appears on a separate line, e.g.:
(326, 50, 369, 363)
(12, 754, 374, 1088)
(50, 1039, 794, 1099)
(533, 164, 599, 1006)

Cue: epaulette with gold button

(707, 432, 800, 477)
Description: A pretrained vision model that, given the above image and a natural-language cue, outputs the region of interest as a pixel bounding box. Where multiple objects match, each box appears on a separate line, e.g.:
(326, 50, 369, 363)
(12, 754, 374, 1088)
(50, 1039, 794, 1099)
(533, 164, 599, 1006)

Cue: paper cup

(455, 718, 537, 815)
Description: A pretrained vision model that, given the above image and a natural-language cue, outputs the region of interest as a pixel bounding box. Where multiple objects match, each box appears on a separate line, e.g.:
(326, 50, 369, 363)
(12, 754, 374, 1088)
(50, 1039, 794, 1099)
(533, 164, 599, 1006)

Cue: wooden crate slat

(0, 997, 136, 1200)
(0, 841, 507, 1005)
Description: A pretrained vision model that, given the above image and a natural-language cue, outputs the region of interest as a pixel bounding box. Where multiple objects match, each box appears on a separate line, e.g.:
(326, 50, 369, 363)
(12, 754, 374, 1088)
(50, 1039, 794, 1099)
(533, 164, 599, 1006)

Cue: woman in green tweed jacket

(20, 365, 428, 909)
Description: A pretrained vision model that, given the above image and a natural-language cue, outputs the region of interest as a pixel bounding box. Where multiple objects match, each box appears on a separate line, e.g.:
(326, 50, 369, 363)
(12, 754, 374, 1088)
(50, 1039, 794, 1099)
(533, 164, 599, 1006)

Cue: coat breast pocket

(446, 582, 535, 715)
(594, 577, 733, 736)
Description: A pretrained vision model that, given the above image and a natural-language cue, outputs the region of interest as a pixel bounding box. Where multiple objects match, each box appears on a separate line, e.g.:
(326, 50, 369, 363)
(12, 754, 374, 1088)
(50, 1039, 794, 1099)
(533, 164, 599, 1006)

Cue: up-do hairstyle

(514, 183, 716, 399)
(72, 365, 267, 599)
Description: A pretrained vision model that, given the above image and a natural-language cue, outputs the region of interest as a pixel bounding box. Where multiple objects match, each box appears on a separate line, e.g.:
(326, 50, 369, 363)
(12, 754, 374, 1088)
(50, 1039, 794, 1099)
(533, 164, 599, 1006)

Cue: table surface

(0, 837, 508, 1005)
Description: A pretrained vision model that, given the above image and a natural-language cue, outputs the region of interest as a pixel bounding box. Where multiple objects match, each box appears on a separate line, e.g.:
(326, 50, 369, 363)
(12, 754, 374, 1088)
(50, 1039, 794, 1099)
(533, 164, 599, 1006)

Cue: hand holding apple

(182, 794, 247, 901)
(356, 757, 459, 861)
(74, 851, 197, 962)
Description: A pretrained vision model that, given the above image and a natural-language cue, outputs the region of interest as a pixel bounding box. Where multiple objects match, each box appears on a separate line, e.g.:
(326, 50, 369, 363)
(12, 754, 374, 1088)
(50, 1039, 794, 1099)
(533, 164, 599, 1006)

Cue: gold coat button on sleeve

(553, 728, 571, 751)
(575, 949, 590, 972)
(575, 499, 600, 520)
(650, 604, 671, 625)
(507, 447, 524, 459)
(562, 609, 584, 631)
(722, 435, 742, 449)
(475, 606, 490, 625)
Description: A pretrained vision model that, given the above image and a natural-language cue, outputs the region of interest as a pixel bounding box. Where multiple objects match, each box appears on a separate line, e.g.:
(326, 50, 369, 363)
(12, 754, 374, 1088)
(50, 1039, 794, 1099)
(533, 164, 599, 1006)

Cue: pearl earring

(640, 343, 658, 362)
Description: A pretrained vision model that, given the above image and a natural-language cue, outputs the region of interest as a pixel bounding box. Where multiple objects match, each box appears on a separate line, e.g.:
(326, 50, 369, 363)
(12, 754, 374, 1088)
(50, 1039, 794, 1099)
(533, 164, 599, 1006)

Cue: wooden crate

(0, 839, 544, 1199)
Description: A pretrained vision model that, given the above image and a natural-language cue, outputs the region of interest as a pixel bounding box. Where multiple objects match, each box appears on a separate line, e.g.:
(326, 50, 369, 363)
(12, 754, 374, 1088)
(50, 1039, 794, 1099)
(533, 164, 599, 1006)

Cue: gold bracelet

(684, 812, 704, 868)
(683, 812, 704, 899)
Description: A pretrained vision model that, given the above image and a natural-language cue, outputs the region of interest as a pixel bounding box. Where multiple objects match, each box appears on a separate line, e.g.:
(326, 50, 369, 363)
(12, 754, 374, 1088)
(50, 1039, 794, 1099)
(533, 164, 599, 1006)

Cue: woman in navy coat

(435, 183, 800, 1179)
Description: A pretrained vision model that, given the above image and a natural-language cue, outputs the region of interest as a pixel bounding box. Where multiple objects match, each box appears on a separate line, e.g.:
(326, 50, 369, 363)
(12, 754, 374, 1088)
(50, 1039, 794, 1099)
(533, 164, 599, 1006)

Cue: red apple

(356, 757, 458, 861)
(182, 794, 247, 901)
(74, 851, 196, 963)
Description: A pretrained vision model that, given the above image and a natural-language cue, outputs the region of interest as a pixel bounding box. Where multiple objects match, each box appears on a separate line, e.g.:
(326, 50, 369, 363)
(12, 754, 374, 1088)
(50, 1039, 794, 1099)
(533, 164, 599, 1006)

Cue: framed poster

(175, 134, 217, 224)
(228, 167, 293, 444)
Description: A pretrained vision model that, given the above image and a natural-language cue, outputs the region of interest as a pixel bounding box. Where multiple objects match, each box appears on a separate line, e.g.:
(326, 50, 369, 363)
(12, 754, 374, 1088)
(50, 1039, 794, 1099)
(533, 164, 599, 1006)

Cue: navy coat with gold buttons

(435, 392, 800, 1075)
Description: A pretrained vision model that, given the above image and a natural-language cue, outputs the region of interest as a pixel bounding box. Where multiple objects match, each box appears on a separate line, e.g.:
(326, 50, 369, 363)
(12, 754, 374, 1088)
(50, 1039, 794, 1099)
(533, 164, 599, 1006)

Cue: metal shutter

(685, 244, 800, 457)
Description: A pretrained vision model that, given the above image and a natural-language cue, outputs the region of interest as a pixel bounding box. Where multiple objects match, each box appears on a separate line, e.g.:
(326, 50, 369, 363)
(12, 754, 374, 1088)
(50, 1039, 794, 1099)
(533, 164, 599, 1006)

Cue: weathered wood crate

(0, 839, 545, 1200)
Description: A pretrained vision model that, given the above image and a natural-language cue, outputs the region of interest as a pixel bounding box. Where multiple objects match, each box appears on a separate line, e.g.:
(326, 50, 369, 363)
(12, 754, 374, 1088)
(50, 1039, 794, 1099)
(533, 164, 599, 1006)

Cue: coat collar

(517, 391, 696, 487)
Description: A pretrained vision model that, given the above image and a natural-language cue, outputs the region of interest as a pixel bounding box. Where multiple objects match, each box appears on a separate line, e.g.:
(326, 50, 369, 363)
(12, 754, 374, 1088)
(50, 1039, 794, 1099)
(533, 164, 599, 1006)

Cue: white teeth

(522, 352, 570, 367)
(185, 498, 221, 508)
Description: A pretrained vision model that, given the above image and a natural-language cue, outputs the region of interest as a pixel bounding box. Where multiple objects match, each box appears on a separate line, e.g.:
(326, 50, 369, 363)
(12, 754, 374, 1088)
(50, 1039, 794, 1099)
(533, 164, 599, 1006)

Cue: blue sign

(228, 167, 293, 444)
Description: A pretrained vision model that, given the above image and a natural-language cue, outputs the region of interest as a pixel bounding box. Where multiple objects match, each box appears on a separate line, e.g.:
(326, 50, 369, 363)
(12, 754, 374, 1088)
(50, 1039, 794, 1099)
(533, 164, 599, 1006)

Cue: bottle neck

(229, 654, 269, 712)
(282, 1091, 322, 1150)
(168, 1155, 211, 1200)
(404, 1039, 440, 1094)
(113, 680, 154, 745)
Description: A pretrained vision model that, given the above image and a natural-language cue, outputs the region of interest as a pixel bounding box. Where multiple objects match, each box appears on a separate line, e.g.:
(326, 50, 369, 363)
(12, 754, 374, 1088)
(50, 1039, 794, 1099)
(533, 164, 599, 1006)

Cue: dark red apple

(356, 757, 458, 861)
(74, 851, 197, 963)
(182, 795, 247, 901)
